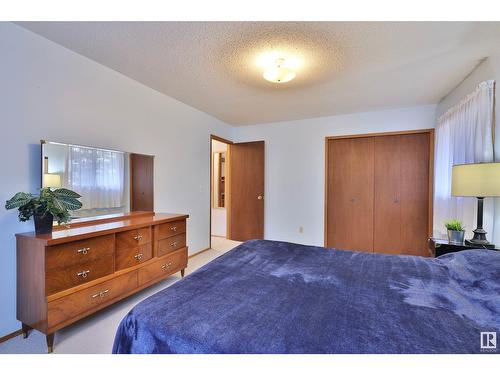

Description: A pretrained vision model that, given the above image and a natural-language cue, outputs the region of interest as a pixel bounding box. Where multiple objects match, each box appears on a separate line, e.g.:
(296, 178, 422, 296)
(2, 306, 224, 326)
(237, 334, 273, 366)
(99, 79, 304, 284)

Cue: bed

(112, 240, 500, 354)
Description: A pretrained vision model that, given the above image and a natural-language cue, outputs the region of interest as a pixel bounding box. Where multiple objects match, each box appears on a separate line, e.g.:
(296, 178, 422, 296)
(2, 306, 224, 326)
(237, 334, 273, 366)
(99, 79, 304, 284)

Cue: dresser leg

(46, 333, 55, 353)
(181, 268, 185, 278)
(21, 323, 32, 339)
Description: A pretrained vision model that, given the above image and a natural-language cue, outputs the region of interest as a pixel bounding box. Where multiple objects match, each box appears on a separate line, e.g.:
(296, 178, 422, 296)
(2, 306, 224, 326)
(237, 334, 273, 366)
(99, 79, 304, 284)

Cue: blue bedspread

(112, 240, 500, 354)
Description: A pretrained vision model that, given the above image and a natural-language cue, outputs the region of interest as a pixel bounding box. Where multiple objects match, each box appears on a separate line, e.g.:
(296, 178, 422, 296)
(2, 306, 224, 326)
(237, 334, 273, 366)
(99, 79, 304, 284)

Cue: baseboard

(188, 247, 211, 259)
(0, 328, 22, 344)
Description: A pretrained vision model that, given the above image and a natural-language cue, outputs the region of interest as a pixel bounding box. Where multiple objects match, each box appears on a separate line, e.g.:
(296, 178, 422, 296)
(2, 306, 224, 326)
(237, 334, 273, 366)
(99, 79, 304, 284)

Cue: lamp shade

(43, 173, 61, 188)
(451, 162, 500, 197)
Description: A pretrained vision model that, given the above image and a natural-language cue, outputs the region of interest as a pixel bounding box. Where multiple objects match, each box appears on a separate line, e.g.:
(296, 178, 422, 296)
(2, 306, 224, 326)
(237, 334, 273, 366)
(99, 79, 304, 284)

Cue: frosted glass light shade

(43, 173, 61, 188)
(451, 162, 500, 197)
(263, 67, 296, 83)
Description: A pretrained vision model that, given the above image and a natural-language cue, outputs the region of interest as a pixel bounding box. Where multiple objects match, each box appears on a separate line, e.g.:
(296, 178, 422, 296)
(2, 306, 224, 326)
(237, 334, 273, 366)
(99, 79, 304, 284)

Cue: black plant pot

(34, 213, 54, 235)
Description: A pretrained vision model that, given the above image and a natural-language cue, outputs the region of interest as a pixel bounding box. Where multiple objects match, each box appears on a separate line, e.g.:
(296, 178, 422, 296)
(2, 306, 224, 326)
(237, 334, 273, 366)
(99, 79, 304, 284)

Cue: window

(433, 80, 495, 238)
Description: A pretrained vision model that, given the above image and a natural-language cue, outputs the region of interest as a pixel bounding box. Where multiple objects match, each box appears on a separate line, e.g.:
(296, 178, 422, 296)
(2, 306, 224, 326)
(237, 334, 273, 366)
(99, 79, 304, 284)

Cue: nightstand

(428, 238, 500, 257)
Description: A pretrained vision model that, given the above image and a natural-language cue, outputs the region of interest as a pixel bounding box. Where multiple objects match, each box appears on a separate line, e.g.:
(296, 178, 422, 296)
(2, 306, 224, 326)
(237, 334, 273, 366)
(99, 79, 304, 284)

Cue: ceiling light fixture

(261, 57, 298, 83)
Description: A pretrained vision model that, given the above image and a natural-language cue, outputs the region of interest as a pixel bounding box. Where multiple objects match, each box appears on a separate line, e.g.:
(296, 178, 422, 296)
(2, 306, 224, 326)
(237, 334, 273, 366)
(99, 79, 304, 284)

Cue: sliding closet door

(326, 137, 374, 251)
(373, 133, 431, 256)
(399, 133, 431, 256)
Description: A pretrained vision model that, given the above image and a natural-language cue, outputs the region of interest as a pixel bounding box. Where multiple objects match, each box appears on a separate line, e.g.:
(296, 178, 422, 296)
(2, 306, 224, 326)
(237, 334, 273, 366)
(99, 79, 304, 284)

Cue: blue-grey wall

(0, 22, 234, 337)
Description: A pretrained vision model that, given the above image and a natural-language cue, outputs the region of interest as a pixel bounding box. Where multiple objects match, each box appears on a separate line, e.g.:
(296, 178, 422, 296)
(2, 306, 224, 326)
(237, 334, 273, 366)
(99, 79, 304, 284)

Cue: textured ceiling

(17, 22, 500, 125)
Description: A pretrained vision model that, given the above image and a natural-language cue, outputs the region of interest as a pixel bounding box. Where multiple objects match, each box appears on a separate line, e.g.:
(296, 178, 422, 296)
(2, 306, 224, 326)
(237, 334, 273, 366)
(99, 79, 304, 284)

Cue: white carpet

(0, 237, 240, 354)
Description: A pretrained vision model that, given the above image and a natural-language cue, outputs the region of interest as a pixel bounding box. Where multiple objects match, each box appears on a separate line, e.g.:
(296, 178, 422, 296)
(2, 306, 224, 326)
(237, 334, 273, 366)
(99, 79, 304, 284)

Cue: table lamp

(43, 173, 61, 188)
(451, 162, 500, 248)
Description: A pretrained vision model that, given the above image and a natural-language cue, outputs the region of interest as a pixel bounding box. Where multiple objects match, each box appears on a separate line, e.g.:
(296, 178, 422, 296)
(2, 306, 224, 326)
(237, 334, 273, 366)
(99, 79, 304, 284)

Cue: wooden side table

(428, 238, 500, 257)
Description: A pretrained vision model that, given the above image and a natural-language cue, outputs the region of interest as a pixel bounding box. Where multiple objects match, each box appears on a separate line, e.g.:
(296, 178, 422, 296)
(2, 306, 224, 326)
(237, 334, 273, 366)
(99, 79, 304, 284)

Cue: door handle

(257, 195, 263, 200)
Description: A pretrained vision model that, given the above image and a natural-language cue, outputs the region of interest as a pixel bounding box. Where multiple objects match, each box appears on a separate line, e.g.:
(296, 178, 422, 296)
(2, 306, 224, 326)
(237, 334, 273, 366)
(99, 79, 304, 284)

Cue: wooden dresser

(15, 212, 188, 353)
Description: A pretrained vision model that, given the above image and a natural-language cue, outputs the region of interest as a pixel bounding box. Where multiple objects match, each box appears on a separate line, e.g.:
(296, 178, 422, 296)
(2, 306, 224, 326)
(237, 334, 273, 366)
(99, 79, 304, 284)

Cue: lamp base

(465, 228, 495, 249)
(465, 239, 495, 249)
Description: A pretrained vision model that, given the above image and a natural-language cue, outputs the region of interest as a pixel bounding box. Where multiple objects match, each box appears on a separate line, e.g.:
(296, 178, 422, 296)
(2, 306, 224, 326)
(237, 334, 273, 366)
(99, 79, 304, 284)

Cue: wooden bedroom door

(228, 141, 265, 241)
(326, 137, 374, 251)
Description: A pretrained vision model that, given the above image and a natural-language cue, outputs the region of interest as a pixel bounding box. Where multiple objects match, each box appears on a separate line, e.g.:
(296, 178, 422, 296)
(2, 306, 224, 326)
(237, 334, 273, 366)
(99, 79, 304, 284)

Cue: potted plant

(444, 219, 465, 244)
(5, 187, 83, 234)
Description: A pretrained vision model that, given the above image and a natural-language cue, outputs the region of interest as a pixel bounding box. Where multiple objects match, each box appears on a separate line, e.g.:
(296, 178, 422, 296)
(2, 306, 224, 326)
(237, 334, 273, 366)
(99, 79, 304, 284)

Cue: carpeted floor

(0, 237, 240, 354)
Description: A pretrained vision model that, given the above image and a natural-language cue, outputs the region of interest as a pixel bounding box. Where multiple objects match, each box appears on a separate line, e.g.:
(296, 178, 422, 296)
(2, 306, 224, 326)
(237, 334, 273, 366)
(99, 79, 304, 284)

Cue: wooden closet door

(374, 135, 402, 254)
(374, 133, 430, 256)
(399, 133, 430, 256)
(327, 137, 374, 251)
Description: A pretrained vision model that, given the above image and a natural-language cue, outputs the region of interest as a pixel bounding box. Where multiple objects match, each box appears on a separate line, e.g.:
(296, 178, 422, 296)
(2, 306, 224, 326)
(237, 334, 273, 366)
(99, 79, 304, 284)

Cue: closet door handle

(257, 195, 263, 200)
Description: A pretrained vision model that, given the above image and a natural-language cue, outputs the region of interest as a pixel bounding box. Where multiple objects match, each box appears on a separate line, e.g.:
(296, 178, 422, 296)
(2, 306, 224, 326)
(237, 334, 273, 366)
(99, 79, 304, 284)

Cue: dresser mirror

(41, 140, 131, 220)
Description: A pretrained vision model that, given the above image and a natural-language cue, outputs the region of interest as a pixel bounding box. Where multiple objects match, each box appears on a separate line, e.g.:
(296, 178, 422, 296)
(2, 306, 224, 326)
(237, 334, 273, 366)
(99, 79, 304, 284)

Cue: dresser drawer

(157, 233, 186, 257)
(116, 227, 151, 249)
(46, 234, 114, 270)
(156, 220, 186, 239)
(46, 255, 114, 295)
(138, 249, 187, 286)
(115, 243, 153, 271)
(48, 271, 138, 328)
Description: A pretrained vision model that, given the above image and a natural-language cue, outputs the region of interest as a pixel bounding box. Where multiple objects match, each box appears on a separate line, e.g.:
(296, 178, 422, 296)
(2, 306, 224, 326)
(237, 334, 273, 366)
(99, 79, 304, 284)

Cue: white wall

(211, 208, 227, 237)
(436, 58, 496, 117)
(436, 54, 500, 245)
(0, 23, 234, 337)
(233, 105, 437, 247)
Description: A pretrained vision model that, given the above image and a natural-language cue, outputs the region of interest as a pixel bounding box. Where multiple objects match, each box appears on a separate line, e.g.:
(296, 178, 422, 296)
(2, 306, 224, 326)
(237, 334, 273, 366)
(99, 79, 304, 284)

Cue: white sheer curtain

(433, 80, 496, 239)
(65, 145, 125, 212)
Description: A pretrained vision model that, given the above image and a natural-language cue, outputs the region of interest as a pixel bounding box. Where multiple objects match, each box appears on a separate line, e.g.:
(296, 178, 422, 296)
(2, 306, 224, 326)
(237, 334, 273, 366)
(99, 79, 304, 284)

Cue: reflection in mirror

(42, 141, 130, 219)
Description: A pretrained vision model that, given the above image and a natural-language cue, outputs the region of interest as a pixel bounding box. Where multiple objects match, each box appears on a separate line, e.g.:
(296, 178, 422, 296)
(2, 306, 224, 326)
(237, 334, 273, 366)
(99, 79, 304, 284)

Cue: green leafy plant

(5, 187, 83, 224)
(444, 219, 464, 232)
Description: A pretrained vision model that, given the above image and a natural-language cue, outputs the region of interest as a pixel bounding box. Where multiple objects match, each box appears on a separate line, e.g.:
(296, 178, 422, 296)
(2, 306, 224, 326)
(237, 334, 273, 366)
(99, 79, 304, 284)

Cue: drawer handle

(170, 241, 178, 247)
(170, 226, 177, 232)
(133, 234, 143, 241)
(161, 262, 173, 270)
(77, 247, 90, 255)
(134, 253, 143, 261)
(77, 270, 90, 278)
(91, 289, 109, 299)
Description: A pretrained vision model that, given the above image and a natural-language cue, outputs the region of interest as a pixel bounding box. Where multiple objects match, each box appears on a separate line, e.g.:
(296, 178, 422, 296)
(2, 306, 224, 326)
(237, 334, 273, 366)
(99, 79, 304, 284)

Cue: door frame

(324, 128, 435, 248)
(209, 134, 233, 249)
